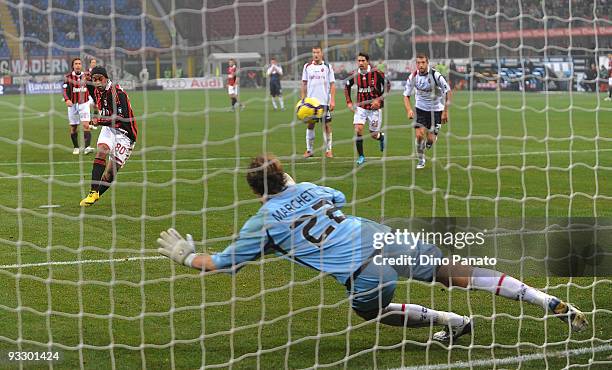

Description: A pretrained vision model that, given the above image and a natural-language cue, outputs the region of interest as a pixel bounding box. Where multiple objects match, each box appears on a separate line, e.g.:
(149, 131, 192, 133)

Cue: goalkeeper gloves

(157, 228, 197, 268)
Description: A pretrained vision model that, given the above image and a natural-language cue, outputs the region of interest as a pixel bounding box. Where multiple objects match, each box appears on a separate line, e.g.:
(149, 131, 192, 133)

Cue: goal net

(0, 0, 610, 368)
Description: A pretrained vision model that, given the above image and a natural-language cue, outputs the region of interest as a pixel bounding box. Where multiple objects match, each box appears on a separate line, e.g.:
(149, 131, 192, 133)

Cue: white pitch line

(0, 161, 357, 180)
(0, 112, 47, 122)
(0, 255, 165, 269)
(0, 157, 256, 167)
(0, 148, 609, 168)
(396, 343, 612, 370)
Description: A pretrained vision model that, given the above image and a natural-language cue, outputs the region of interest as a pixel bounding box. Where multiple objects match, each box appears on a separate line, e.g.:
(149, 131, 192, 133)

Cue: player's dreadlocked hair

(247, 154, 287, 196)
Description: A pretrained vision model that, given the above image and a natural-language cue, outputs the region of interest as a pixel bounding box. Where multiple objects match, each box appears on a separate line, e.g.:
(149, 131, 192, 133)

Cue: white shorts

(96, 126, 135, 168)
(609, 77, 612, 85)
(353, 107, 382, 132)
(228, 85, 238, 95)
(67, 102, 91, 125)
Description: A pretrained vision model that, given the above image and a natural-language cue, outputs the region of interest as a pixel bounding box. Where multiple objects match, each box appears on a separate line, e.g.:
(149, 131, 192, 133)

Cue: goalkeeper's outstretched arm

(157, 228, 217, 271)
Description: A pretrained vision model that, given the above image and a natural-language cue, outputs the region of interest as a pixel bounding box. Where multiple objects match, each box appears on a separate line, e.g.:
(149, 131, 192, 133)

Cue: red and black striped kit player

(344, 52, 390, 165)
(227, 58, 244, 111)
(63, 57, 93, 154)
(80, 65, 138, 207)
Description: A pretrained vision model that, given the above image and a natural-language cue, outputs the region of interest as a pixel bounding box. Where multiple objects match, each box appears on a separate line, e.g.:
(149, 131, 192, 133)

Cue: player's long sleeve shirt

(87, 80, 137, 142)
(210, 182, 389, 285)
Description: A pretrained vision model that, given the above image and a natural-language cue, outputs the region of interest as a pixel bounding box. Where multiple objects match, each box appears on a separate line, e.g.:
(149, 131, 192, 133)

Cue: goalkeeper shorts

(348, 241, 443, 313)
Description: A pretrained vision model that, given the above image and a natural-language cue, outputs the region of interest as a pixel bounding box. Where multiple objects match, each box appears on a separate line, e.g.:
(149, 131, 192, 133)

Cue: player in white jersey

(301, 46, 336, 158)
(403, 53, 452, 169)
(156, 153, 588, 342)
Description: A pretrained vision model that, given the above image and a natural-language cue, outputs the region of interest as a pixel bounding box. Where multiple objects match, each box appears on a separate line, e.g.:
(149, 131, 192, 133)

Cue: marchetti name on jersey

(271, 189, 316, 221)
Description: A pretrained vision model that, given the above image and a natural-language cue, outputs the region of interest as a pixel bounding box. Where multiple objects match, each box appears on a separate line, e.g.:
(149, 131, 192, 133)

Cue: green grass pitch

(0, 89, 611, 369)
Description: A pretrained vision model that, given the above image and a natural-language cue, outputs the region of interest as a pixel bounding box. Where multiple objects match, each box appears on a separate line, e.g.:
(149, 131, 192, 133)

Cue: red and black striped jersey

(87, 81, 138, 142)
(344, 66, 389, 110)
(63, 71, 90, 104)
(227, 65, 237, 86)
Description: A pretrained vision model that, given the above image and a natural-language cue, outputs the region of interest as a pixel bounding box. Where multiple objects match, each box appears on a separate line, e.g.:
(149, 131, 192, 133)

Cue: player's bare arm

(441, 89, 451, 124)
(301, 80, 307, 99)
(329, 82, 336, 111)
(404, 95, 414, 119)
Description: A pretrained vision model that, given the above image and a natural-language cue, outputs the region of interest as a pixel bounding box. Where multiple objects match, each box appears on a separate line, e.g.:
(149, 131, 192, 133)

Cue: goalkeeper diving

(157, 154, 588, 340)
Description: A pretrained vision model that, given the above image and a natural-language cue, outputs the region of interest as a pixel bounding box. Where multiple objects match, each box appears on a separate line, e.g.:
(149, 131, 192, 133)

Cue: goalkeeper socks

(91, 159, 106, 191)
(71, 132, 79, 148)
(279, 97, 284, 109)
(470, 267, 550, 310)
(356, 135, 364, 156)
(84, 131, 91, 148)
(324, 131, 332, 151)
(306, 129, 315, 152)
(379, 303, 464, 328)
(271, 99, 278, 110)
(231, 97, 237, 107)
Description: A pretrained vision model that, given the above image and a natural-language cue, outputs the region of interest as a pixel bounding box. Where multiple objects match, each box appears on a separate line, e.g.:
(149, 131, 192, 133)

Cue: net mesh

(0, 0, 610, 368)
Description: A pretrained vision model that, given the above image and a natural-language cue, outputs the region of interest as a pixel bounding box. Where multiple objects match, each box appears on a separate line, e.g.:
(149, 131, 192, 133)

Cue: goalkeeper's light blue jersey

(210, 182, 389, 284)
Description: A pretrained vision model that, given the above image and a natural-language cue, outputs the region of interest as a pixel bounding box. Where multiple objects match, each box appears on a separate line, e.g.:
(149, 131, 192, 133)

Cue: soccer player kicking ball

(157, 154, 588, 341)
(80, 66, 137, 207)
(63, 57, 94, 155)
(345, 52, 389, 165)
(403, 53, 451, 169)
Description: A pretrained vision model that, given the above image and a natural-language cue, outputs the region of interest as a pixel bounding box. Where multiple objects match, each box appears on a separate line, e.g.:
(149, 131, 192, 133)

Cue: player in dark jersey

(267, 57, 284, 111)
(345, 52, 390, 165)
(63, 57, 93, 154)
(80, 66, 138, 207)
(227, 58, 244, 111)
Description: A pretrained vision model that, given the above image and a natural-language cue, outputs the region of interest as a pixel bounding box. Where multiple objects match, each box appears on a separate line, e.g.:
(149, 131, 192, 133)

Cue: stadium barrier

(155, 77, 224, 90)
